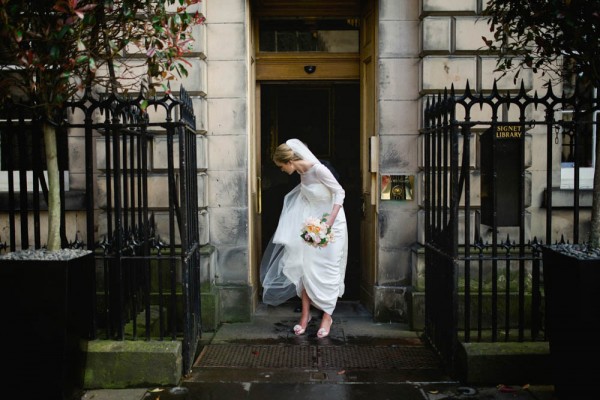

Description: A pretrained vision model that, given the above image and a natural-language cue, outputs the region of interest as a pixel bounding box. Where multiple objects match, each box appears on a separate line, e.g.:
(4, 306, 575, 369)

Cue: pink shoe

(317, 318, 333, 338)
(317, 327, 329, 338)
(293, 316, 312, 335)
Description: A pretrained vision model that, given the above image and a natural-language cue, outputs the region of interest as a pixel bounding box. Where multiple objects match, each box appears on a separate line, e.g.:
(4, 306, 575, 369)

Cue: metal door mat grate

(319, 345, 440, 369)
(195, 344, 315, 368)
(195, 344, 441, 370)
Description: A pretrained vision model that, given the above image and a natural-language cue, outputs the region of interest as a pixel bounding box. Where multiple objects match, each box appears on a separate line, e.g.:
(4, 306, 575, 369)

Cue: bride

(260, 138, 348, 339)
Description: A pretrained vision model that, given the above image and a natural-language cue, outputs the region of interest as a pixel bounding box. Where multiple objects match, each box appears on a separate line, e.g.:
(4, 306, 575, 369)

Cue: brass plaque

(381, 175, 414, 201)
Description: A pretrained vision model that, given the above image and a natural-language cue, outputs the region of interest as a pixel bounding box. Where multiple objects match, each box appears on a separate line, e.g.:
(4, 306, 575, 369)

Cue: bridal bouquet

(300, 213, 334, 248)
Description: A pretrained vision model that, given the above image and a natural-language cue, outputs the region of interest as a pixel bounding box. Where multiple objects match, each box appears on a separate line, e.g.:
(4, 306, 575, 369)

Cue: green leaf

(56, 24, 71, 40)
(88, 57, 96, 72)
(50, 46, 61, 60)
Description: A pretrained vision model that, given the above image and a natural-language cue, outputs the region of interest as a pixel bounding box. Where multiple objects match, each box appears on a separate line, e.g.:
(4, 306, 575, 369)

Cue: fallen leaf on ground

(497, 384, 517, 393)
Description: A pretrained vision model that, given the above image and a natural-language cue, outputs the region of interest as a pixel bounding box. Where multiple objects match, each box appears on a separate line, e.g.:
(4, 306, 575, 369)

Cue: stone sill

(543, 187, 592, 208)
(0, 190, 86, 211)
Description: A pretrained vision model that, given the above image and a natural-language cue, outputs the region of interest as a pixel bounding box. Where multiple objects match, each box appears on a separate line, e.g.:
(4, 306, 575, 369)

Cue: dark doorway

(260, 82, 361, 300)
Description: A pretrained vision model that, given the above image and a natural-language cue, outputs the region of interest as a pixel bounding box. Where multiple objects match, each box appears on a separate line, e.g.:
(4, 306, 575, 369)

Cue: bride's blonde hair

(273, 143, 302, 163)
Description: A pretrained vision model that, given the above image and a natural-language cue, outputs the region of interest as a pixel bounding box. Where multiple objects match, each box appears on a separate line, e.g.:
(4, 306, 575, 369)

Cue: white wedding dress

(260, 163, 348, 315)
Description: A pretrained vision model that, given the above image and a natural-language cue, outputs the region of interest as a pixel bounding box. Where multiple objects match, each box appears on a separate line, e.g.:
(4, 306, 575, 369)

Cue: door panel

(260, 83, 361, 299)
(359, 0, 377, 309)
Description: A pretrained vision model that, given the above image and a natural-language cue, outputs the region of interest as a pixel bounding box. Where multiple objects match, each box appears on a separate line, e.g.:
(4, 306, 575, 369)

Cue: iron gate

(0, 86, 202, 375)
(422, 80, 600, 373)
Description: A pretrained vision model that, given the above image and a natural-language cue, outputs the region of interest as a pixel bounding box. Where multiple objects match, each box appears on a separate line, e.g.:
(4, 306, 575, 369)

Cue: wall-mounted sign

(480, 124, 523, 226)
(381, 174, 414, 201)
(495, 124, 523, 139)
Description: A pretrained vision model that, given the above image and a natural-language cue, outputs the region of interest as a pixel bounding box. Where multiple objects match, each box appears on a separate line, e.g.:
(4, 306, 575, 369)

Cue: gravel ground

(0, 248, 92, 260)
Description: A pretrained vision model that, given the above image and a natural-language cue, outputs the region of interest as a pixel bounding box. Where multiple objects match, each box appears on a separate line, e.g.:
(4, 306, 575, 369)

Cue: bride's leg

(300, 289, 312, 324)
(318, 311, 333, 338)
(294, 289, 312, 335)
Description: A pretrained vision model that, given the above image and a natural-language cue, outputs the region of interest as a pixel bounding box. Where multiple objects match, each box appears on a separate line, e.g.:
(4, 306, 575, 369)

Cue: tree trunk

(590, 138, 600, 248)
(43, 121, 61, 251)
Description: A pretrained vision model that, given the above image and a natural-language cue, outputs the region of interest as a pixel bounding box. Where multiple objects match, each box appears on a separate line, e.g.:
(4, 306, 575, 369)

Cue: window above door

(259, 18, 359, 53)
(252, 0, 362, 81)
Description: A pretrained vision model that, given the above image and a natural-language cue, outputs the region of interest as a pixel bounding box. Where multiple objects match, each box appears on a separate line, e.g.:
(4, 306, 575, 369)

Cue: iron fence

(0, 86, 202, 375)
(423, 80, 600, 371)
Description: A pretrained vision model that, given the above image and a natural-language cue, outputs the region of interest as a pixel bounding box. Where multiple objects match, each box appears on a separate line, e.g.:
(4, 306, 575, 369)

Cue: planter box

(0, 250, 94, 400)
(542, 245, 600, 399)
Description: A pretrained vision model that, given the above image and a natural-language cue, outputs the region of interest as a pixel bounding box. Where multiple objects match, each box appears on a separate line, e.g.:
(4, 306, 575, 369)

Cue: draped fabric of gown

(260, 163, 348, 315)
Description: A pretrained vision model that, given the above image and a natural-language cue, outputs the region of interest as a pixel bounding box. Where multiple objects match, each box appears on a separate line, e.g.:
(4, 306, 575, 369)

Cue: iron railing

(423, 80, 600, 372)
(0, 86, 202, 375)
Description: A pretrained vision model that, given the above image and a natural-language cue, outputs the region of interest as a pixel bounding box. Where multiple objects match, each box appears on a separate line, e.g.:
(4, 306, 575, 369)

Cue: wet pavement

(81, 301, 557, 400)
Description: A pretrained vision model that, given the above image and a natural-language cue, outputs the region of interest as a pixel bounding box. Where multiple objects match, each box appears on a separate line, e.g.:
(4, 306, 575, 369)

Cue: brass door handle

(257, 176, 262, 214)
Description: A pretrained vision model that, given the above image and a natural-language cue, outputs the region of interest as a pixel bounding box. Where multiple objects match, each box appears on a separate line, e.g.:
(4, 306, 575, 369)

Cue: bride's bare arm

(326, 203, 342, 227)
